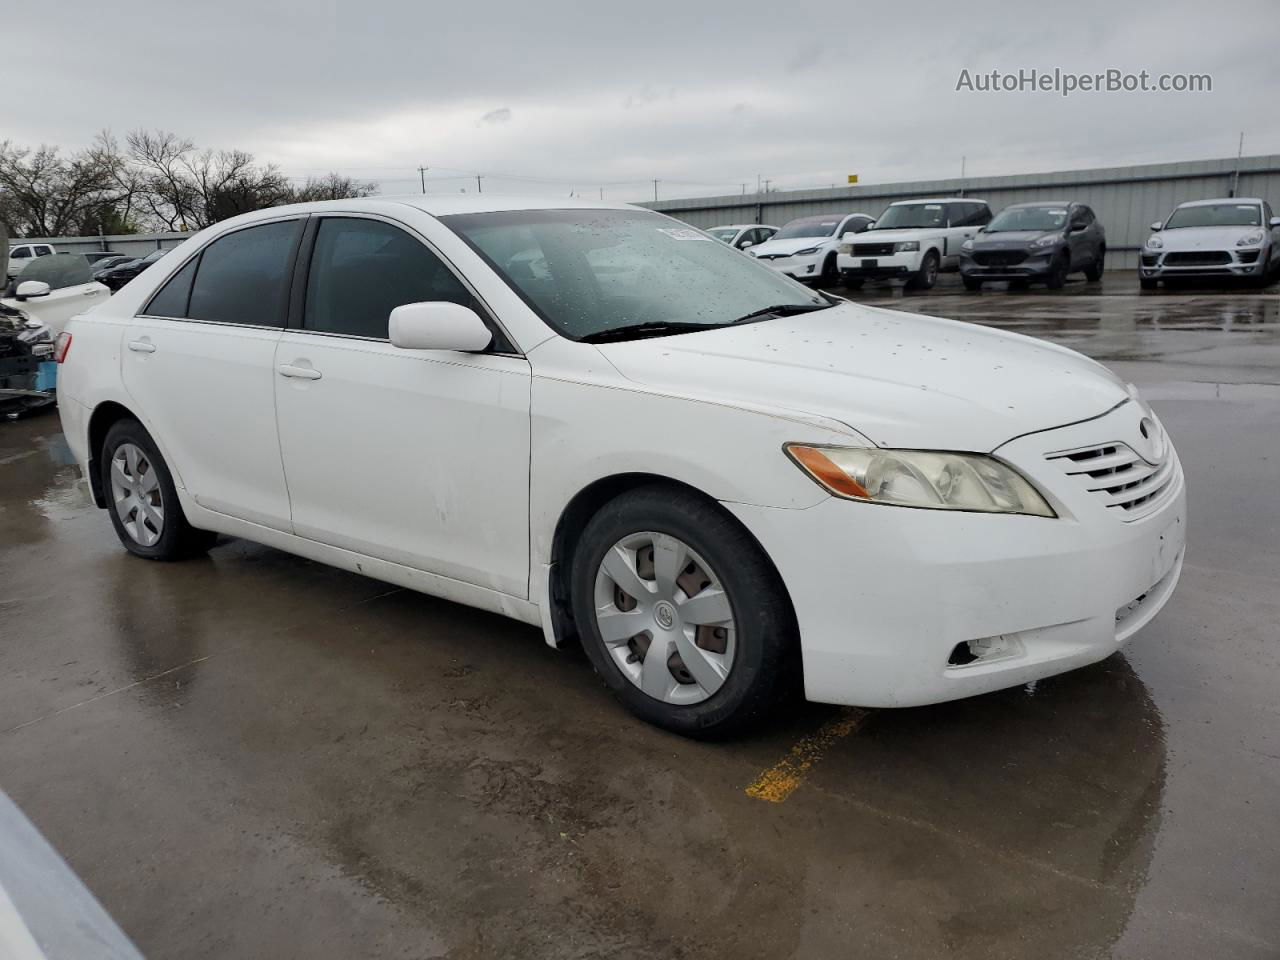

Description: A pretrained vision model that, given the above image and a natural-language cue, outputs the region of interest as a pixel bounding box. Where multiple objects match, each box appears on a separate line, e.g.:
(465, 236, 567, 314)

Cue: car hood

(595, 302, 1129, 451)
(856, 227, 946, 244)
(1156, 226, 1265, 251)
(750, 236, 836, 256)
(972, 230, 1057, 247)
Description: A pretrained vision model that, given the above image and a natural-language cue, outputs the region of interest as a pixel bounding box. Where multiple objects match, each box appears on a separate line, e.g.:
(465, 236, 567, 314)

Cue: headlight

(961, 238, 974, 252)
(1237, 232, 1264, 247)
(785, 444, 1056, 517)
(1145, 235, 1163, 250)
(838, 243, 853, 255)
(794, 247, 821, 256)
(1032, 234, 1060, 248)
(893, 241, 919, 252)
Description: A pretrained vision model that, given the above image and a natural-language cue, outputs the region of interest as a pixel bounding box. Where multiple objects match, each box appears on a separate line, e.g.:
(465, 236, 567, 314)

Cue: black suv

(959, 201, 1106, 290)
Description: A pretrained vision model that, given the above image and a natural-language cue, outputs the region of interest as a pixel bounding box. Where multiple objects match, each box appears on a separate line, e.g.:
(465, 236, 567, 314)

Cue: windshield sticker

(658, 227, 713, 241)
(1047, 208, 1068, 215)
(924, 204, 943, 210)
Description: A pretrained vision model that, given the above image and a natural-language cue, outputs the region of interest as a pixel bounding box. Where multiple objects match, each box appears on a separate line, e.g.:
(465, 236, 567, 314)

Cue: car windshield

(443, 208, 829, 341)
(773, 216, 842, 240)
(1164, 203, 1261, 229)
(871, 204, 946, 230)
(987, 206, 1069, 232)
(706, 227, 740, 243)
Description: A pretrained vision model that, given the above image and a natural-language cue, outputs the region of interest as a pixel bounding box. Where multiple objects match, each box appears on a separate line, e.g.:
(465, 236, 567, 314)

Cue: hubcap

(593, 531, 736, 705)
(110, 443, 164, 547)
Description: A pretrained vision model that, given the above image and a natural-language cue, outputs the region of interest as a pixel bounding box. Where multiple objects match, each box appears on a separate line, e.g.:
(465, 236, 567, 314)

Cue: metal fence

(643, 154, 1280, 270)
(9, 231, 191, 260)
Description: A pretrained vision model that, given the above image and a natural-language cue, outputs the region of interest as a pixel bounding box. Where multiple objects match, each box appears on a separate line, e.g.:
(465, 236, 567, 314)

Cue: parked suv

(1139, 198, 1280, 289)
(837, 199, 991, 290)
(55, 197, 1184, 737)
(959, 201, 1106, 290)
(748, 212, 874, 284)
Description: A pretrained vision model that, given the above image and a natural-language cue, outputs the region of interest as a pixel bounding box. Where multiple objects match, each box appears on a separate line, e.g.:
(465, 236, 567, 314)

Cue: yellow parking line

(745, 708, 869, 803)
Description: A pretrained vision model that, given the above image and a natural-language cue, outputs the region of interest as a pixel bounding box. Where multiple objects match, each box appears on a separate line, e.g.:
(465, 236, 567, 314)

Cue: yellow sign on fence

(847, 174, 859, 184)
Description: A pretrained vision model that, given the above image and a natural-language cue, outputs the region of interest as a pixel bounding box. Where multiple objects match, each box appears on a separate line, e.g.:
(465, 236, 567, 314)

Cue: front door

(273, 215, 532, 597)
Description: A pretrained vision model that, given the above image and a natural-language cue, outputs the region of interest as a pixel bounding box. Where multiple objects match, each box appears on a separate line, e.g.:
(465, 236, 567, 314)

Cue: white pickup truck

(6, 241, 58, 279)
(836, 199, 991, 289)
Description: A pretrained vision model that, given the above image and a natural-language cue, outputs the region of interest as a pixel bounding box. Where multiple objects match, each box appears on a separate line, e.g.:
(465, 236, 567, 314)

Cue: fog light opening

(947, 634, 1022, 667)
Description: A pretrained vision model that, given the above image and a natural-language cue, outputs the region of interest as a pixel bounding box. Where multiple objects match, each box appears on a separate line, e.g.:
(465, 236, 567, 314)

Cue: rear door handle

(127, 340, 156, 354)
(83, 288, 103, 297)
(276, 363, 322, 380)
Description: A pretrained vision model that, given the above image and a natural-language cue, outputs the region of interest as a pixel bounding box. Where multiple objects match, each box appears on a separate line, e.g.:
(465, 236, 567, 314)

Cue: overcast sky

(8, 0, 1279, 202)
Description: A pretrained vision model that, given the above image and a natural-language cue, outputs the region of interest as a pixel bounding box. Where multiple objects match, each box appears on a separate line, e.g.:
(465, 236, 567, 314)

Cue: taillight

(53, 332, 73, 363)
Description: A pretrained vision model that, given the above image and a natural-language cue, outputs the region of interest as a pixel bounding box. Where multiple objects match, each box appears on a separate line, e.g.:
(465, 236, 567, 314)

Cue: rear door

(273, 214, 532, 596)
(121, 217, 303, 530)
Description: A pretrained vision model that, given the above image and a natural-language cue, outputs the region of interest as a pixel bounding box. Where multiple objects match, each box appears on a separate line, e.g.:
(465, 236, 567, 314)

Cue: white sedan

(55, 196, 1185, 736)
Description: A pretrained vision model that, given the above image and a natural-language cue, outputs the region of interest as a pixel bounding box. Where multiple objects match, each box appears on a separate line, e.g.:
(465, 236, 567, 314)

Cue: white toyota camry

(54, 196, 1186, 736)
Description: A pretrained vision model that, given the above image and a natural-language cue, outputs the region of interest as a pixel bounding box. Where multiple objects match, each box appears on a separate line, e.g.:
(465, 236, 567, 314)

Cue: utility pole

(741, 183, 747, 195)
(475, 174, 484, 194)
(1230, 132, 1244, 197)
(756, 174, 761, 194)
(417, 165, 428, 193)
(763, 178, 772, 193)
(652, 179, 660, 202)
(599, 187, 604, 200)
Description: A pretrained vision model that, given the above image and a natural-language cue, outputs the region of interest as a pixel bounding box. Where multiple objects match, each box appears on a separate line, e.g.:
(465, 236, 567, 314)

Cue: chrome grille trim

(1045, 441, 1178, 521)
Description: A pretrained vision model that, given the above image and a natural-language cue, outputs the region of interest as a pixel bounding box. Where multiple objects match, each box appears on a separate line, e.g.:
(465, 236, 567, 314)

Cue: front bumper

(755, 252, 824, 279)
(836, 249, 923, 280)
(726, 404, 1186, 708)
(1139, 247, 1268, 279)
(959, 249, 1056, 280)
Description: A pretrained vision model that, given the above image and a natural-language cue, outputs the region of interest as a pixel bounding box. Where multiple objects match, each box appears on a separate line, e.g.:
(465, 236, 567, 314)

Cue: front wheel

(906, 250, 939, 290)
(840, 273, 864, 290)
(961, 274, 983, 291)
(570, 485, 796, 738)
(101, 419, 216, 560)
(1084, 249, 1105, 282)
(1140, 276, 1159, 291)
(818, 253, 838, 286)
(1045, 252, 1069, 289)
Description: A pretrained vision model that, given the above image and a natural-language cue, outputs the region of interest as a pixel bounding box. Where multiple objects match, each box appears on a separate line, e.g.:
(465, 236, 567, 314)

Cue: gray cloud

(5, 0, 1278, 203)
(480, 107, 513, 125)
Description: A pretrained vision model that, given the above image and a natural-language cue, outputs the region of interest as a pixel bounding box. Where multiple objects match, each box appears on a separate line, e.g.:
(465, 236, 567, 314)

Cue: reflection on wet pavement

(1, 274, 1277, 959)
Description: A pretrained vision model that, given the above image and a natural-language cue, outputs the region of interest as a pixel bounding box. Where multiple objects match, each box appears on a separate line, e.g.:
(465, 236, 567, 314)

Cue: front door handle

(127, 339, 156, 354)
(276, 363, 322, 381)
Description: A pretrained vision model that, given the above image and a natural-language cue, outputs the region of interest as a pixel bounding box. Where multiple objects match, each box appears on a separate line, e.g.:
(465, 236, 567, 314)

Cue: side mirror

(739, 241, 754, 249)
(1270, 217, 1280, 228)
(841, 232, 858, 241)
(1070, 222, 1088, 233)
(389, 301, 493, 352)
(15, 280, 51, 300)
(1150, 221, 1163, 231)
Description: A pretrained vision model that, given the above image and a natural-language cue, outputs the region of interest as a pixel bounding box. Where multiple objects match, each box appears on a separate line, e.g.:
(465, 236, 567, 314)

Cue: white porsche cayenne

(55, 197, 1186, 736)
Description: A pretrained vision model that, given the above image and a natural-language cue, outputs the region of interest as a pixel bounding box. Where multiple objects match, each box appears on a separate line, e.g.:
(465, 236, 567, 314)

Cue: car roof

(1177, 197, 1263, 207)
(1004, 200, 1074, 208)
(888, 197, 989, 206)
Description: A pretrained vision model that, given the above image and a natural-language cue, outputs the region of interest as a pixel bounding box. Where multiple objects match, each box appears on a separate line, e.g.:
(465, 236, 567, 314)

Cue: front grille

(1046, 442, 1177, 521)
(973, 250, 1028, 267)
(1163, 250, 1230, 266)
(851, 242, 896, 257)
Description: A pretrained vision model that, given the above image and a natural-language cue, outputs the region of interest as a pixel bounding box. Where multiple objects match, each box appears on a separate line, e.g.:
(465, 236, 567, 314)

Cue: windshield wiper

(727, 301, 834, 325)
(580, 321, 721, 343)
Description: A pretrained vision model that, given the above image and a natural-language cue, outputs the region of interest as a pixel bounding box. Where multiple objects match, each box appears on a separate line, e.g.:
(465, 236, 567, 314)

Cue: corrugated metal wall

(10, 232, 190, 259)
(644, 155, 1280, 270)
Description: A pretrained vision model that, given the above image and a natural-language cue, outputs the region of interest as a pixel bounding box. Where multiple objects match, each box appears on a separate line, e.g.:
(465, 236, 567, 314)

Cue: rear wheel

(570, 485, 796, 738)
(101, 419, 216, 560)
(961, 274, 983, 291)
(906, 250, 939, 290)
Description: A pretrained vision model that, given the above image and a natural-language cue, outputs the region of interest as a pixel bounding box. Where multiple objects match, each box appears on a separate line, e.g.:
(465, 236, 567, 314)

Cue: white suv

(54, 196, 1184, 736)
(837, 199, 992, 289)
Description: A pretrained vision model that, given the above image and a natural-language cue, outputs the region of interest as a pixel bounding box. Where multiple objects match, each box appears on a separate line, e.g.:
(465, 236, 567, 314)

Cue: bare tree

(289, 172, 378, 203)
(0, 139, 134, 237)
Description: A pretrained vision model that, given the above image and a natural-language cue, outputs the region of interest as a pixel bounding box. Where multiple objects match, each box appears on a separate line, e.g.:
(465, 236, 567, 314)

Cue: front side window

(17, 253, 92, 290)
(444, 208, 829, 341)
(1164, 203, 1262, 229)
(36, 246, 53, 257)
(186, 220, 301, 327)
(304, 217, 472, 339)
(872, 204, 946, 230)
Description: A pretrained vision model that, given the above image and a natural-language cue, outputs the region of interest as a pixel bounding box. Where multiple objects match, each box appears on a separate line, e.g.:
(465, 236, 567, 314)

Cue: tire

(961, 274, 983, 291)
(1139, 277, 1158, 291)
(1046, 252, 1069, 289)
(840, 273, 864, 290)
(570, 484, 797, 738)
(101, 419, 216, 561)
(818, 253, 838, 286)
(906, 250, 939, 290)
(1084, 248, 1105, 282)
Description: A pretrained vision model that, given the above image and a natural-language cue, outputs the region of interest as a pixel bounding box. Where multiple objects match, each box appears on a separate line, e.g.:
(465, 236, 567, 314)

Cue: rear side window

(19, 253, 91, 290)
(144, 257, 199, 317)
(11, 247, 30, 259)
(186, 220, 301, 327)
(303, 217, 472, 339)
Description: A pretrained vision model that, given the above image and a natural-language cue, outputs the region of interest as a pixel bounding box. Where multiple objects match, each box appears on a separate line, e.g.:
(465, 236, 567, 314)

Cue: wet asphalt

(1, 271, 1277, 959)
